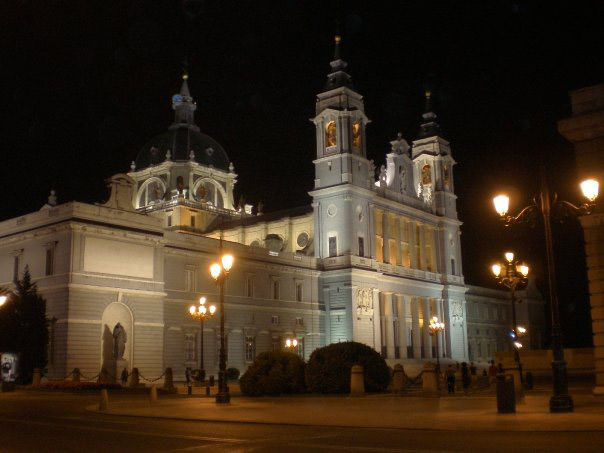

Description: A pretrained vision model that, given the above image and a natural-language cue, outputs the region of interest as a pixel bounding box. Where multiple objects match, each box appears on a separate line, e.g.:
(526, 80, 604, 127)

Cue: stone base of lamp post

(549, 360, 574, 412)
(502, 362, 524, 404)
(215, 370, 230, 404)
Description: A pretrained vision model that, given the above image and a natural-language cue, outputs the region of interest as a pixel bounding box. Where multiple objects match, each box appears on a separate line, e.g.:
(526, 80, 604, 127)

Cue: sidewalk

(90, 389, 604, 432)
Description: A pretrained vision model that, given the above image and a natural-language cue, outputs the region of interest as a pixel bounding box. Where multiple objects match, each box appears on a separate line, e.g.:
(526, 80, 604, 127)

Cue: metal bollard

(205, 385, 210, 396)
(163, 367, 174, 392)
(187, 384, 192, 395)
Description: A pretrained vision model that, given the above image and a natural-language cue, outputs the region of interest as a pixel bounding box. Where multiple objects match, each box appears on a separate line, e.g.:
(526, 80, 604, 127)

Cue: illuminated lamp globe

(292, 339, 298, 347)
(513, 341, 523, 349)
(199, 296, 206, 305)
(493, 195, 510, 216)
(189, 305, 196, 315)
(491, 264, 502, 277)
(0, 295, 8, 306)
(518, 263, 529, 277)
(210, 263, 222, 280)
(580, 179, 599, 202)
(209, 305, 216, 315)
(504, 252, 514, 263)
(200, 305, 207, 315)
(517, 326, 527, 335)
(221, 254, 234, 272)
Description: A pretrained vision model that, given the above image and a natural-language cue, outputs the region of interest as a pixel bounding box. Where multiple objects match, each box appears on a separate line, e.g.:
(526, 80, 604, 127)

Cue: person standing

(461, 362, 471, 394)
(445, 365, 456, 394)
(488, 360, 498, 385)
(120, 367, 128, 386)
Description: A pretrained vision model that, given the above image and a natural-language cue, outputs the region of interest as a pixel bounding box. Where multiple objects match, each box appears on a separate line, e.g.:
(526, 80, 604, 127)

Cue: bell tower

(310, 35, 374, 260)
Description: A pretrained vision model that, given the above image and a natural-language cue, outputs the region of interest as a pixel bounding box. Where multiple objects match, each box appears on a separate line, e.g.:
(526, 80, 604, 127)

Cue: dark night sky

(3, 1, 604, 346)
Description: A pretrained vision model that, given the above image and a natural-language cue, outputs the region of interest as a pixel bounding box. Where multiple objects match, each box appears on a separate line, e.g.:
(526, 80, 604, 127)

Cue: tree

(0, 266, 49, 384)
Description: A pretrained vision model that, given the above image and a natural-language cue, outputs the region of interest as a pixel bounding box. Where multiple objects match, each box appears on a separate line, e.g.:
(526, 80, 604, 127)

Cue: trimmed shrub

(227, 367, 240, 380)
(305, 341, 390, 393)
(239, 351, 306, 396)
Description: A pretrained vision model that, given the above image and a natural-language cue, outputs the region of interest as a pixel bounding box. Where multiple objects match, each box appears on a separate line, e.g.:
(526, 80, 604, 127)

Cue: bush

(239, 351, 306, 396)
(305, 341, 390, 394)
(227, 367, 240, 380)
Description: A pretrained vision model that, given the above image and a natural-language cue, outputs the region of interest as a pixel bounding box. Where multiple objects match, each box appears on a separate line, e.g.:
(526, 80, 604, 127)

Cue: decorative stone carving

(451, 300, 464, 324)
(355, 287, 374, 315)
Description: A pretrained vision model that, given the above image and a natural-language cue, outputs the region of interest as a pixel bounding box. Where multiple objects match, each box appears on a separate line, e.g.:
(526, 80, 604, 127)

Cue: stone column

(384, 293, 395, 359)
(422, 298, 432, 359)
(436, 299, 445, 358)
(395, 216, 402, 266)
(398, 295, 408, 358)
(409, 221, 418, 269)
(412, 298, 421, 359)
(581, 214, 604, 395)
(418, 224, 426, 270)
(372, 288, 382, 352)
(383, 212, 390, 264)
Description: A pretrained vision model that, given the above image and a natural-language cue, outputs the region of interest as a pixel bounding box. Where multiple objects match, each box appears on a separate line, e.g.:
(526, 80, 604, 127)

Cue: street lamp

(0, 295, 8, 307)
(490, 251, 530, 380)
(210, 248, 234, 404)
(428, 316, 445, 382)
(285, 338, 298, 351)
(492, 171, 599, 412)
(188, 296, 216, 380)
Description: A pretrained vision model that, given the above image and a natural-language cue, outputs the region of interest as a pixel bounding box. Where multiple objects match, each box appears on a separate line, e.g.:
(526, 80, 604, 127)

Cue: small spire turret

(417, 90, 442, 139)
(324, 34, 353, 91)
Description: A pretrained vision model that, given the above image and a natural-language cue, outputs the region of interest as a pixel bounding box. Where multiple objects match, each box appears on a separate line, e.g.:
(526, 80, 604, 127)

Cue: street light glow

(189, 305, 196, 315)
(0, 295, 7, 307)
(514, 341, 523, 349)
(199, 296, 206, 305)
(221, 254, 234, 272)
(518, 263, 529, 277)
(504, 252, 514, 263)
(580, 179, 599, 202)
(493, 194, 510, 216)
(491, 263, 501, 277)
(210, 263, 222, 280)
(209, 305, 216, 314)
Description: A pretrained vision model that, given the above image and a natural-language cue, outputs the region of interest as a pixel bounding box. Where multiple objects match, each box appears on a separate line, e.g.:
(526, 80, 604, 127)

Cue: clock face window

(325, 121, 337, 148)
(352, 122, 361, 148)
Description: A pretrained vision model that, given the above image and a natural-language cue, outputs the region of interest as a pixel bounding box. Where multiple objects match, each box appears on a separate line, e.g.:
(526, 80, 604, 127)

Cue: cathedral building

(0, 36, 544, 381)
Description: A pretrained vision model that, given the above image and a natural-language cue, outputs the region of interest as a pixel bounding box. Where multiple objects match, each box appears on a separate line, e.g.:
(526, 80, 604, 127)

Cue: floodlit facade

(0, 37, 544, 381)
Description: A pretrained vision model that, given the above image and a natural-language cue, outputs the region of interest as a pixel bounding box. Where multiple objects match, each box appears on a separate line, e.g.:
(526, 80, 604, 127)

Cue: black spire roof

(324, 35, 354, 91)
(417, 91, 443, 139)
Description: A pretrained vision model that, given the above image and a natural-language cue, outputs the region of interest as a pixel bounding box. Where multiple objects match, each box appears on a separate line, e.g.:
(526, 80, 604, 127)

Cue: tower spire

(417, 90, 442, 139)
(324, 33, 353, 91)
(170, 62, 198, 131)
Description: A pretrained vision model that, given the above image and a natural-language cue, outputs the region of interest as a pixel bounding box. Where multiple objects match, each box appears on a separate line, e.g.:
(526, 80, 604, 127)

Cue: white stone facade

(0, 39, 544, 381)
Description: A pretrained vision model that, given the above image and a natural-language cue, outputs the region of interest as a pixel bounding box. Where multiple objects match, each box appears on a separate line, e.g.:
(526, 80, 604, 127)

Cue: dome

(135, 126, 230, 171)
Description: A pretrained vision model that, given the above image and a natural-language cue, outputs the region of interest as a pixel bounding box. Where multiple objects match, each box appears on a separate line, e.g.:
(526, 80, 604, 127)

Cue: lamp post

(491, 252, 529, 380)
(0, 295, 8, 307)
(209, 247, 234, 404)
(188, 296, 216, 380)
(285, 338, 298, 351)
(428, 316, 445, 381)
(492, 171, 599, 412)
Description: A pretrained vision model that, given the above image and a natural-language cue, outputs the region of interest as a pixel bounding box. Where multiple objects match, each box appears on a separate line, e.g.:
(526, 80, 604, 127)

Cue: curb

(86, 405, 604, 433)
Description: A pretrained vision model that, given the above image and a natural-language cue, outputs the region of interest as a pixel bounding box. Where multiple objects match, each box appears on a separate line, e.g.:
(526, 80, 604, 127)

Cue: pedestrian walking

(488, 360, 498, 385)
(445, 365, 456, 394)
(120, 367, 128, 386)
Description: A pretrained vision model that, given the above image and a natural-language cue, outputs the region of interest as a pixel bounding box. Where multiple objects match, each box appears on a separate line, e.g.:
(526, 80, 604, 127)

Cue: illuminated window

(184, 334, 196, 362)
(352, 121, 361, 148)
(138, 179, 164, 207)
(245, 336, 256, 362)
(421, 164, 432, 185)
(325, 121, 337, 148)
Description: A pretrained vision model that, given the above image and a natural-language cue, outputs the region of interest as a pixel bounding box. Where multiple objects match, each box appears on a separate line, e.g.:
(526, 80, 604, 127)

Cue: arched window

(137, 179, 165, 208)
(325, 121, 337, 148)
(352, 121, 361, 148)
(421, 164, 432, 186)
(193, 179, 225, 209)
